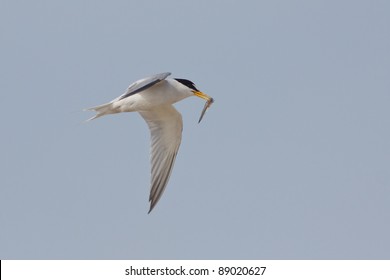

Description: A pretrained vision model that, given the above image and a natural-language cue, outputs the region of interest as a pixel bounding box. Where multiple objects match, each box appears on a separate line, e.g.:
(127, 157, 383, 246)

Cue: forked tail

(84, 102, 113, 122)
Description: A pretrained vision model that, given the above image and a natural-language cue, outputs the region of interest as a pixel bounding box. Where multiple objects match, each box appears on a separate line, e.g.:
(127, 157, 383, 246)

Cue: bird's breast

(112, 81, 189, 112)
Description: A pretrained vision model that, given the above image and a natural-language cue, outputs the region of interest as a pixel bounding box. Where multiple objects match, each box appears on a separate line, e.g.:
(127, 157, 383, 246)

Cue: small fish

(198, 97, 214, 123)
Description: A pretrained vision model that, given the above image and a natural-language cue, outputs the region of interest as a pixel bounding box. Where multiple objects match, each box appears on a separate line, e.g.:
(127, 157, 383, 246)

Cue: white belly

(113, 80, 189, 112)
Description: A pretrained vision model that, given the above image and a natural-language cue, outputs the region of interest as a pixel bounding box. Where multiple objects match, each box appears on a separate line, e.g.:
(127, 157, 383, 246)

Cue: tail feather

(84, 102, 113, 122)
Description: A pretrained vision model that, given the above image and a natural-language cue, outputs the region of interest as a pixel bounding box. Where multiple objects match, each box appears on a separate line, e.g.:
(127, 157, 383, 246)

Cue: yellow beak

(193, 91, 214, 123)
(193, 91, 213, 102)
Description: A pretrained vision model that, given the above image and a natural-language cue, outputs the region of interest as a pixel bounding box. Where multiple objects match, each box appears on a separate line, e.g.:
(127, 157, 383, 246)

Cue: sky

(1, 0, 389, 259)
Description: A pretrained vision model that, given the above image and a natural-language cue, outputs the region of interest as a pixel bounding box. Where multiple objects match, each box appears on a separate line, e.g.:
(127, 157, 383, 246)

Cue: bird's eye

(175, 79, 199, 92)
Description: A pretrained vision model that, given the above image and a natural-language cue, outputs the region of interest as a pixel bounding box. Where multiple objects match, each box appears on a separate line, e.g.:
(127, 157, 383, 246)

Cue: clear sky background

(1, 0, 389, 259)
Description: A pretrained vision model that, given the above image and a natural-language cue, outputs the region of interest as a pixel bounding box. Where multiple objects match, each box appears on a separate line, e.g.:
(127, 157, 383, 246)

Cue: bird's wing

(139, 105, 183, 213)
(116, 72, 171, 101)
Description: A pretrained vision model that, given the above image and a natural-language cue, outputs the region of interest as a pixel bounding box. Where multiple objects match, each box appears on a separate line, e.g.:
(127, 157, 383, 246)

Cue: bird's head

(174, 79, 209, 100)
(174, 78, 214, 122)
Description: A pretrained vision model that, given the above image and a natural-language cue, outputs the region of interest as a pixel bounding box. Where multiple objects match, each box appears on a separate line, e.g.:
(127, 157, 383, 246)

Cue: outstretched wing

(116, 72, 171, 101)
(139, 105, 183, 213)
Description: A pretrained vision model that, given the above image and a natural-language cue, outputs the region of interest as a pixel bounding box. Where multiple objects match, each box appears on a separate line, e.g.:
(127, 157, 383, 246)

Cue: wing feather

(116, 72, 171, 101)
(139, 105, 183, 213)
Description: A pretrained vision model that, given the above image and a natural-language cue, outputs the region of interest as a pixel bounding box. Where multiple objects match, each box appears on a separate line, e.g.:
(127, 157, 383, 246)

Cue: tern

(86, 72, 214, 213)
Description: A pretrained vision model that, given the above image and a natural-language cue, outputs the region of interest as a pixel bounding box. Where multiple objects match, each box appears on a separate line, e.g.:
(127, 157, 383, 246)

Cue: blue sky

(1, 0, 389, 259)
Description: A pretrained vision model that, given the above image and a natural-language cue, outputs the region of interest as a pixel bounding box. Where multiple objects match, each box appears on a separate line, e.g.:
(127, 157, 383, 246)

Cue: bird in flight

(85, 72, 214, 213)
